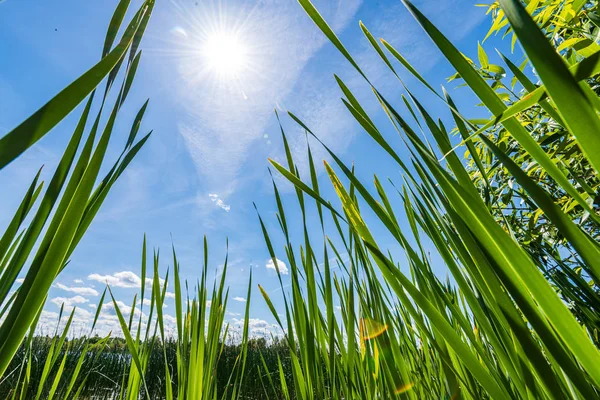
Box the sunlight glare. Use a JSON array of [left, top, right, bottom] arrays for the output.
[[202, 31, 248, 78]]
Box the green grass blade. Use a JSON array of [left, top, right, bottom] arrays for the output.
[[0, 2, 147, 170], [498, 0, 600, 175]]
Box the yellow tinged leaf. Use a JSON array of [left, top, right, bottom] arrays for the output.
[[556, 37, 583, 53], [373, 341, 380, 378], [394, 382, 415, 395]]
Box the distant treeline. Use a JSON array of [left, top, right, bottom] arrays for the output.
[[0, 336, 293, 399]]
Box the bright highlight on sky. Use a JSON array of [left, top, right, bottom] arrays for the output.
[[202, 31, 248, 78], [0, 0, 497, 337]]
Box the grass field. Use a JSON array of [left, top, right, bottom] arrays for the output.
[[1, 0, 600, 398]]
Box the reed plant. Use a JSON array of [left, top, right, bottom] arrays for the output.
[[254, 0, 600, 398], [2, 0, 600, 399]]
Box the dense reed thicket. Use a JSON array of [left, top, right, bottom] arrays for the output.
[[0, 0, 155, 381], [0, 336, 292, 399], [1, 0, 600, 398], [256, 0, 600, 398]]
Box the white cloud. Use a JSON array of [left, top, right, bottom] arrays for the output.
[[87, 271, 163, 289], [266, 258, 288, 275], [216, 199, 230, 212], [37, 295, 169, 338], [88, 271, 140, 288], [231, 317, 282, 337], [55, 282, 99, 296], [74, 279, 84, 284], [245, 318, 269, 329], [163, 314, 178, 326], [50, 295, 89, 308], [165, 291, 176, 299], [208, 193, 231, 212], [16, 278, 24, 284], [34, 311, 89, 336], [73, 307, 92, 318], [101, 300, 146, 322], [137, 298, 152, 307], [39, 310, 59, 321], [233, 296, 246, 302]]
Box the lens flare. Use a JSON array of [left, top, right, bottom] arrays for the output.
[[360, 318, 388, 341], [202, 31, 248, 78], [360, 318, 388, 356]]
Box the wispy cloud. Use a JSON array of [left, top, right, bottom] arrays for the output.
[[170, 0, 485, 201], [277, 0, 487, 187], [55, 282, 99, 296], [101, 300, 146, 321], [266, 258, 288, 275], [208, 193, 231, 212], [169, 0, 362, 194], [233, 296, 246, 302]]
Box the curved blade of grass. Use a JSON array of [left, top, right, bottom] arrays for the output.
[[102, 0, 132, 58], [47, 345, 68, 400], [378, 89, 600, 394], [323, 161, 510, 399], [0, 1, 147, 170], [380, 38, 438, 94], [409, 128, 600, 390], [0, 89, 126, 374], [0, 169, 43, 264], [297, 0, 367, 81], [0, 94, 94, 305], [268, 159, 346, 223], [108, 287, 151, 399]]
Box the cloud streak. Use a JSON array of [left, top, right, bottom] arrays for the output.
[[208, 193, 231, 212]]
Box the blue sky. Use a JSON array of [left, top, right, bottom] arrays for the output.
[[0, 0, 510, 336]]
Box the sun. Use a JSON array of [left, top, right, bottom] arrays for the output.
[[201, 31, 248, 79]]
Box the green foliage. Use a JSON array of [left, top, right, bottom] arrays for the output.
[[2, 0, 600, 399], [464, 0, 600, 322], [256, 0, 600, 398], [470, 1, 600, 270], [0, 336, 293, 399], [0, 0, 155, 383]]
